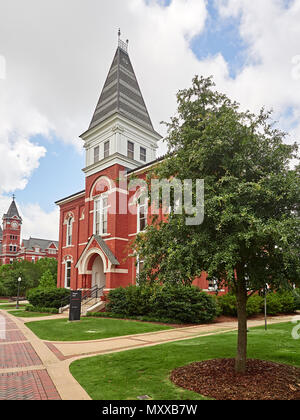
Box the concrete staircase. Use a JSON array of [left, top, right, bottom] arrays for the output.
[[59, 286, 106, 317], [81, 299, 106, 316]]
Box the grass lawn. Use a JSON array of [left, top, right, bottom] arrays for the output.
[[69, 322, 300, 400], [0, 304, 27, 310], [7, 310, 55, 318], [25, 317, 172, 342], [0, 300, 10, 303]]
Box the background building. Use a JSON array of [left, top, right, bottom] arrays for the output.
[[0, 197, 59, 265]]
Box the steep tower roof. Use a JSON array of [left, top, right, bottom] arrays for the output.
[[3, 196, 22, 221], [88, 35, 157, 134]]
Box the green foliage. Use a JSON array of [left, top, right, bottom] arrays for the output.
[[38, 270, 56, 289], [133, 75, 300, 293], [27, 288, 70, 309], [150, 285, 218, 323], [293, 288, 300, 310], [217, 291, 296, 317], [217, 294, 237, 317], [265, 293, 282, 315], [246, 295, 264, 317], [106, 286, 152, 317], [25, 304, 58, 314], [0, 258, 58, 297], [107, 285, 218, 324], [277, 291, 297, 314]]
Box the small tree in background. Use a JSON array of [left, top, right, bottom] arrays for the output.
[[134, 76, 300, 374], [38, 269, 56, 289]]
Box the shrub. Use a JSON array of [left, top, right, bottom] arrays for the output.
[[25, 304, 58, 314], [293, 289, 300, 310], [277, 291, 297, 314], [246, 295, 264, 317], [217, 294, 237, 317], [265, 293, 282, 315], [27, 288, 70, 309], [107, 285, 218, 324], [149, 285, 218, 324]]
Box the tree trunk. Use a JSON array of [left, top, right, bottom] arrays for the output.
[[235, 278, 248, 374]]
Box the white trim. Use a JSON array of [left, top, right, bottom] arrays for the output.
[[93, 194, 109, 236], [89, 176, 114, 200], [56, 192, 85, 206], [104, 237, 129, 242], [109, 268, 128, 274], [65, 260, 72, 289], [76, 246, 110, 275]]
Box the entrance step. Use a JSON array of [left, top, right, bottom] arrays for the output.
[[85, 301, 106, 315]]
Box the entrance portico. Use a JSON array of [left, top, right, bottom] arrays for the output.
[[76, 235, 120, 292]]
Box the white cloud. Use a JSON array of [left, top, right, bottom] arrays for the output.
[[214, 0, 300, 145], [19, 203, 59, 241]]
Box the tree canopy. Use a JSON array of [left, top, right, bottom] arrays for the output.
[[133, 76, 300, 372], [0, 258, 58, 297]]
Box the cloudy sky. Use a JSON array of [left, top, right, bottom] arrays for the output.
[[0, 0, 299, 240]]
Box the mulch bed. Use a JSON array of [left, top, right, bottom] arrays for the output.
[[170, 359, 300, 400]]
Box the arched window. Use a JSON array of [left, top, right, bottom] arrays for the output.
[[94, 195, 108, 236], [66, 217, 73, 247]]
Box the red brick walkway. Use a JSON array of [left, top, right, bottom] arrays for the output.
[[0, 312, 61, 400]]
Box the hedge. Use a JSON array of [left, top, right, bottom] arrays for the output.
[[25, 304, 59, 314], [217, 290, 298, 317], [27, 288, 71, 309], [107, 285, 219, 324]]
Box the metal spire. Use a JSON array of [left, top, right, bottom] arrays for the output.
[[118, 29, 128, 53]]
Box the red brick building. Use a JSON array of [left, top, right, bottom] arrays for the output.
[[56, 37, 219, 295], [0, 197, 59, 265]]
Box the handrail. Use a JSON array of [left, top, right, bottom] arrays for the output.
[[60, 294, 71, 310], [81, 286, 104, 312]]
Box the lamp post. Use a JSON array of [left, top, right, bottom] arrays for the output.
[[16, 277, 21, 309], [264, 283, 269, 331]]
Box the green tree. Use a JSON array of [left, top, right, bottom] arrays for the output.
[[38, 269, 56, 289], [0, 258, 58, 297], [134, 76, 300, 374]]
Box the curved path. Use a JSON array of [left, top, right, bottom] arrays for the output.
[[0, 305, 295, 400]]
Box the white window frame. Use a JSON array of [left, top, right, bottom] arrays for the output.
[[104, 141, 110, 159], [137, 196, 148, 233], [93, 194, 109, 236], [136, 256, 144, 284], [127, 141, 134, 160], [65, 260, 71, 289], [140, 146, 146, 162], [66, 217, 73, 247], [94, 145, 100, 163], [208, 277, 218, 292]]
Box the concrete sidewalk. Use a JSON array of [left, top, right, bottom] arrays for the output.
[[0, 309, 295, 400]]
